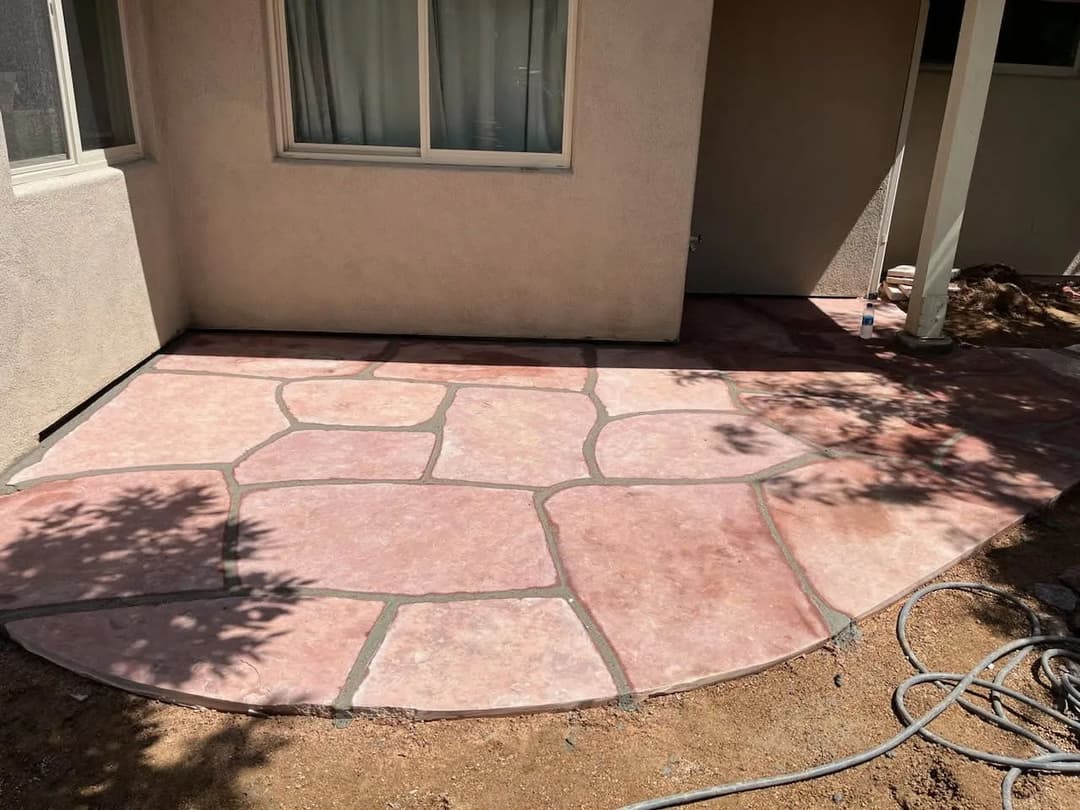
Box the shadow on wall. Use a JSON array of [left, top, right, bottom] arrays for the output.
[[0, 483, 311, 809], [686, 0, 921, 297]]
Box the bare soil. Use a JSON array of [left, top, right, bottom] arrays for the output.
[[931, 265, 1080, 348], [2, 485, 1080, 810]]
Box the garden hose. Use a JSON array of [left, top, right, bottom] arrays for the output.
[[619, 582, 1080, 810]]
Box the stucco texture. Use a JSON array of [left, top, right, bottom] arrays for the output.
[[0, 1, 186, 473], [687, 0, 922, 296], [145, 0, 715, 341], [887, 69, 1080, 276]]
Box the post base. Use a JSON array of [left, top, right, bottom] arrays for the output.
[[895, 330, 956, 356]]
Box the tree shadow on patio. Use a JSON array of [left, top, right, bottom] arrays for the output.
[[0, 481, 314, 809]]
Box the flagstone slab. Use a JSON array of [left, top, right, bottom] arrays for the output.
[[914, 372, 1077, 426], [10, 375, 288, 482], [548, 484, 829, 693], [282, 379, 446, 427], [743, 394, 959, 461], [596, 412, 810, 479], [763, 459, 1021, 619], [351, 599, 615, 715], [376, 342, 588, 390], [155, 333, 387, 378], [594, 348, 735, 416], [728, 367, 911, 403], [435, 388, 593, 486], [234, 430, 434, 484], [0, 471, 228, 609], [6, 597, 382, 709], [237, 484, 556, 594]]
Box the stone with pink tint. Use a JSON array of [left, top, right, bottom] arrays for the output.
[[727, 366, 910, 402], [351, 599, 615, 715], [548, 485, 828, 693], [743, 395, 959, 461], [596, 412, 809, 479], [939, 435, 1080, 511], [0, 470, 227, 609], [155, 332, 387, 378], [6, 597, 382, 709], [376, 342, 588, 390], [916, 372, 1077, 425], [594, 348, 734, 416], [282, 379, 446, 427], [234, 430, 434, 484], [238, 484, 556, 594], [435, 388, 593, 486], [11, 374, 288, 482], [763, 459, 1022, 619]]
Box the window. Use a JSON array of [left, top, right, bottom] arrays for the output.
[[0, 0, 140, 179], [922, 0, 1080, 76], [271, 0, 577, 168]]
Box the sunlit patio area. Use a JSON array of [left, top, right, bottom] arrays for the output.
[[1, 297, 1078, 718]]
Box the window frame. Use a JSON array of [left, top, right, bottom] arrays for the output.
[[267, 0, 579, 169], [8, 0, 143, 185]]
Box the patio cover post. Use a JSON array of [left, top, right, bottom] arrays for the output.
[[903, 0, 1006, 342]]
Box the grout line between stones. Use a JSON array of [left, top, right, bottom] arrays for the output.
[[420, 385, 460, 481], [331, 600, 399, 720]]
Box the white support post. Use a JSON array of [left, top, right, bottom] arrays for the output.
[[904, 0, 1006, 341]]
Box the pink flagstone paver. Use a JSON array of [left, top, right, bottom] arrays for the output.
[[915, 372, 1077, 425], [352, 599, 615, 715], [763, 459, 1022, 619], [234, 430, 435, 484], [282, 379, 446, 427], [375, 342, 588, 390], [155, 333, 387, 378], [938, 435, 1080, 510], [238, 484, 556, 594], [742, 394, 959, 461], [435, 388, 593, 486], [11, 375, 288, 482], [596, 412, 811, 479], [727, 367, 912, 403], [548, 485, 829, 693], [594, 348, 735, 416], [0, 471, 228, 609], [7, 597, 382, 708]]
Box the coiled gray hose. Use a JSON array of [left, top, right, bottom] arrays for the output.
[[619, 582, 1080, 810]]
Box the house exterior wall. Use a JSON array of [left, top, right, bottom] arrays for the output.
[[0, 1, 186, 473], [886, 69, 1080, 276], [145, 0, 715, 341], [687, 0, 922, 296]]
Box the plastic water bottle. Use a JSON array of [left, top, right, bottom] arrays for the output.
[[860, 301, 875, 339]]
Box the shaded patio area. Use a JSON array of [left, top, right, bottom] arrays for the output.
[[1, 298, 1078, 718]]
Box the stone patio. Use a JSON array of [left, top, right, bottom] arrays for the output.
[[1, 298, 1078, 717]]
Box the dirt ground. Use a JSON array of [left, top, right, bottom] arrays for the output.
[[1, 484, 1079, 810]]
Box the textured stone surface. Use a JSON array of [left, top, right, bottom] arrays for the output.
[[238, 484, 556, 594], [728, 367, 910, 402], [916, 372, 1077, 426], [548, 485, 829, 692], [596, 412, 810, 479], [352, 599, 615, 714], [376, 342, 588, 390], [594, 348, 734, 416], [7, 597, 382, 708], [234, 430, 434, 484], [435, 388, 593, 486], [282, 380, 446, 427], [11, 375, 288, 482], [764, 459, 1019, 618], [155, 332, 387, 378], [0, 471, 228, 609]]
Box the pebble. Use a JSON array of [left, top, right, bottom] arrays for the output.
[[832, 791, 845, 803], [833, 673, 844, 688], [1032, 583, 1078, 613]]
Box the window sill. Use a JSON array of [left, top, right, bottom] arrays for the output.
[[277, 145, 571, 172], [10, 147, 147, 188], [921, 61, 1080, 79]]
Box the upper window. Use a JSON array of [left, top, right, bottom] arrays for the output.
[[272, 0, 577, 168], [923, 0, 1080, 76], [0, 0, 140, 179]]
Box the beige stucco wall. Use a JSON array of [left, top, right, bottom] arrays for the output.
[[144, 0, 714, 341], [886, 69, 1080, 276], [0, 1, 187, 473], [687, 0, 922, 296]]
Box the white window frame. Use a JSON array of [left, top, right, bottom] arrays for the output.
[[9, 0, 143, 185], [267, 0, 578, 169]]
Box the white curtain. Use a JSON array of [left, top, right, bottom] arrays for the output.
[[285, 0, 420, 147], [429, 0, 568, 153]]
